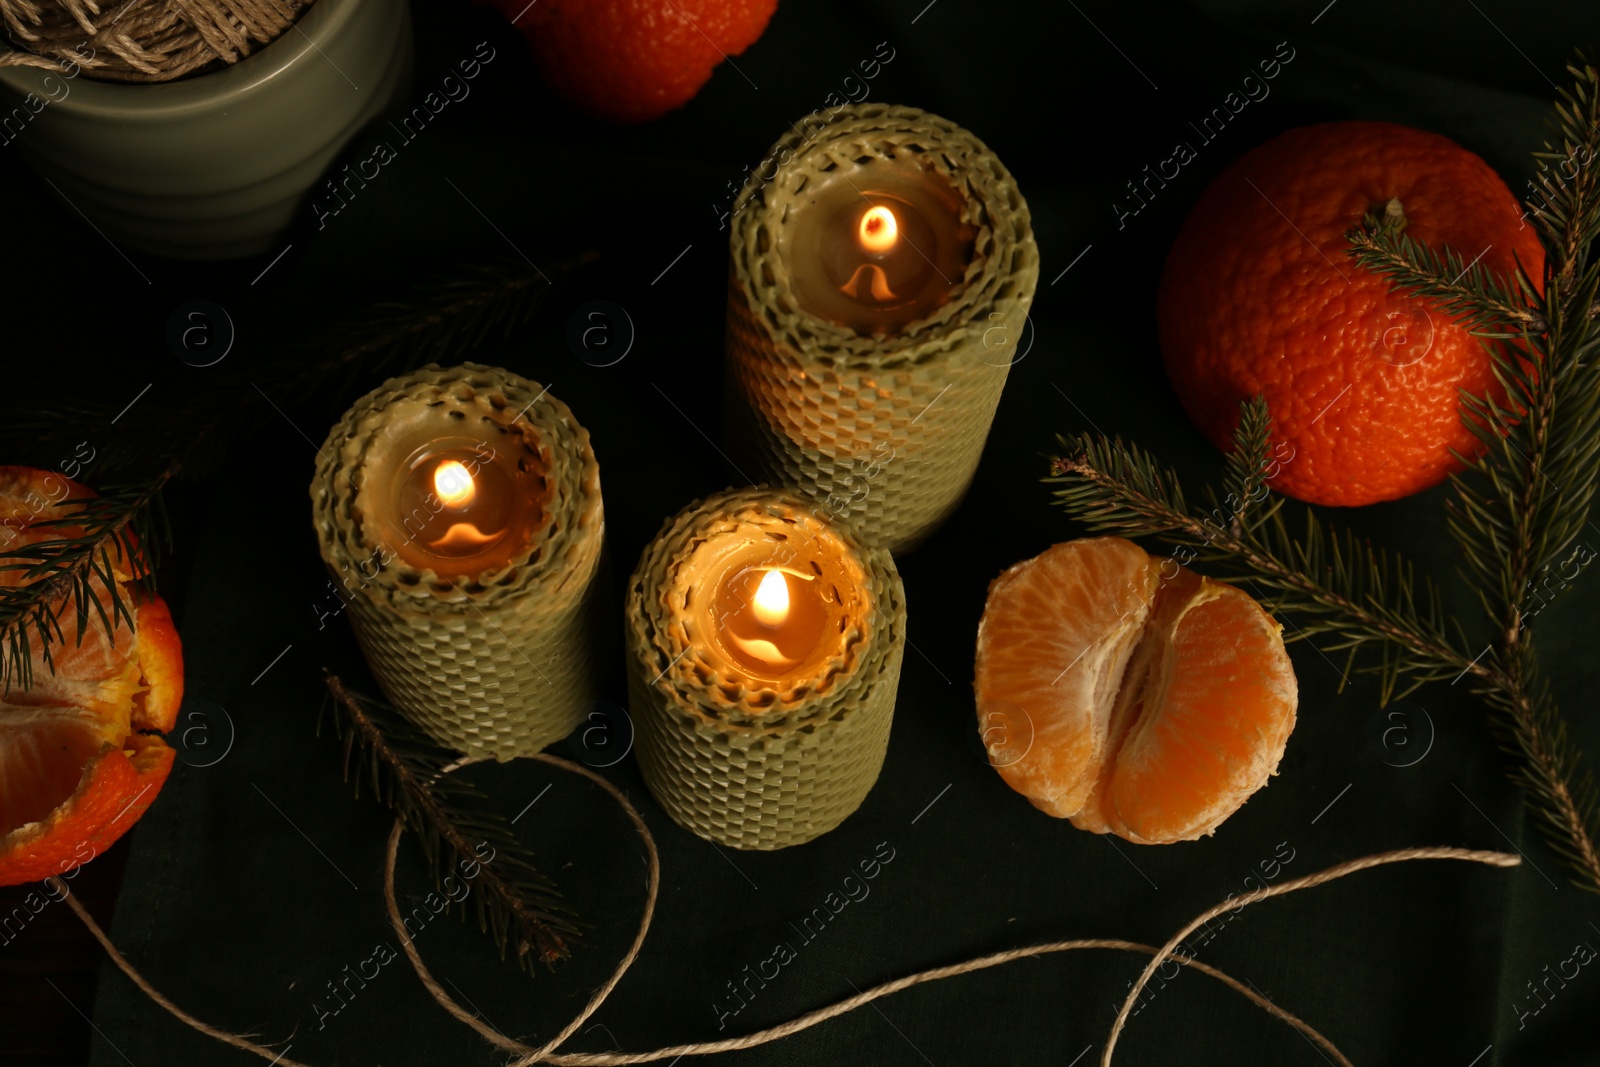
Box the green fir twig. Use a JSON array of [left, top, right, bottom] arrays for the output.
[[0, 469, 172, 695], [0, 255, 594, 482], [1049, 405, 1466, 706], [260, 253, 597, 418], [1409, 57, 1600, 891], [321, 670, 581, 971], [1049, 56, 1600, 893], [1345, 198, 1546, 338]]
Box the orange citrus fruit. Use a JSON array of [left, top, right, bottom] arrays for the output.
[[1159, 121, 1545, 506], [974, 537, 1297, 844], [0, 467, 183, 887], [499, 0, 779, 123]]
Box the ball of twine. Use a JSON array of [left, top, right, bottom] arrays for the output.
[[0, 0, 314, 82]]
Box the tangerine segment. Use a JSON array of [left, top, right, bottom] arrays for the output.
[[2, 590, 145, 721], [1068, 564, 1206, 837], [976, 538, 1159, 819], [133, 595, 184, 733], [1107, 579, 1297, 843], [0, 711, 108, 833], [0, 713, 174, 886], [975, 538, 1297, 844]]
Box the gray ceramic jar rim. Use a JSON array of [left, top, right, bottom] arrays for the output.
[[0, 0, 356, 117]]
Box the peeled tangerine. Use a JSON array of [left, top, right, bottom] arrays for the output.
[[0, 467, 184, 887], [974, 537, 1296, 844]]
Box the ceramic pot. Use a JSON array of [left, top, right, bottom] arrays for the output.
[[0, 0, 412, 261]]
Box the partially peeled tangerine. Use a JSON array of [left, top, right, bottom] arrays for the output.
[[974, 537, 1298, 844]]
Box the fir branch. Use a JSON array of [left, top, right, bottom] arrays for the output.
[[1526, 58, 1600, 295], [1346, 198, 1546, 337], [1047, 433, 1194, 537], [1341, 57, 1600, 891], [257, 253, 599, 417], [1052, 57, 1600, 892], [1217, 394, 1276, 537], [1050, 393, 1600, 885], [1049, 413, 1466, 705], [0, 469, 171, 695], [321, 670, 581, 970], [1344, 61, 1600, 613], [1477, 653, 1600, 888], [1450, 58, 1600, 892], [0, 255, 595, 481]]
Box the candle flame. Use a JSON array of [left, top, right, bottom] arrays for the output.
[[859, 205, 898, 254], [751, 569, 790, 627], [434, 460, 476, 509]]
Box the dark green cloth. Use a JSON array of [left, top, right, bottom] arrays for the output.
[[61, 0, 1600, 1062]]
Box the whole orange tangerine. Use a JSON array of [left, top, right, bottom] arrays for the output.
[[1159, 121, 1545, 507], [496, 0, 779, 123], [974, 537, 1297, 844], [0, 467, 184, 887]]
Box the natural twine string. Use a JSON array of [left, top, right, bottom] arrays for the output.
[[0, 0, 312, 82], [1100, 844, 1521, 1067], [51, 751, 1521, 1065]]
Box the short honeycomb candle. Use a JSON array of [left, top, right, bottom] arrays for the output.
[[311, 363, 606, 760], [625, 487, 906, 850]]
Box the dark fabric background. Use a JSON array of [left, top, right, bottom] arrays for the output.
[[3, 0, 1592, 1062]]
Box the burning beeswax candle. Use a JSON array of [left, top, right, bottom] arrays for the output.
[[626, 488, 906, 850], [788, 172, 974, 334], [711, 561, 846, 680], [382, 436, 547, 578], [726, 103, 1039, 554], [312, 364, 606, 760]]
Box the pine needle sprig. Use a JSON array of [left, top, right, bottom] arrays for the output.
[[1444, 309, 1600, 624], [1526, 58, 1600, 294], [1347, 57, 1600, 891], [1049, 56, 1600, 892], [1345, 198, 1546, 338], [1049, 401, 1466, 705], [321, 671, 581, 971], [257, 253, 598, 418], [1475, 652, 1600, 886], [1047, 432, 1195, 537], [1218, 392, 1276, 534], [0, 255, 594, 482], [0, 469, 172, 695]]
